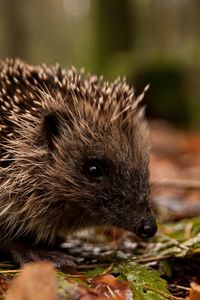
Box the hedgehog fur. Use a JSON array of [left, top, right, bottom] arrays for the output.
[[0, 58, 157, 266]]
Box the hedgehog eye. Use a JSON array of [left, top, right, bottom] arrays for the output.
[[83, 159, 106, 180]]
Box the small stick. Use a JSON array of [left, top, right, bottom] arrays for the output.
[[142, 284, 184, 300], [0, 263, 15, 268], [78, 263, 110, 270], [138, 254, 171, 263], [150, 178, 200, 190], [173, 285, 191, 292], [0, 269, 20, 274]]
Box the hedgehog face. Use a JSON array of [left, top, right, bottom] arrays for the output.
[[78, 132, 157, 239], [42, 110, 157, 239], [82, 158, 157, 239]]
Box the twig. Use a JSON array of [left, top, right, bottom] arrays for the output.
[[191, 248, 200, 254], [0, 269, 20, 274], [101, 264, 114, 275], [138, 254, 171, 263], [0, 263, 15, 268], [143, 284, 184, 300], [78, 263, 110, 270], [173, 285, 191, 292], [150, 178, 200, 190]]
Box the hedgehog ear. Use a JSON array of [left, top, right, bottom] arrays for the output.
[[42, 111, 60, 151], [42, 110, 73, 151], [42, 110, 71, 151]]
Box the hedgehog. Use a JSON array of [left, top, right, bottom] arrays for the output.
[[0, 58, 157, 268]]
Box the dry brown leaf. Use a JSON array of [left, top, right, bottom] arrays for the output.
[[91, 274, 133, 300], [60, 274, 132, 300], [149, 122, 200, 222], [189, 282, 200, 300], [5, 262, 58, 300], [0, 274, 11, 295]]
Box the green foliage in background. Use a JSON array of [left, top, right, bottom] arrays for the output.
[[0, 0, 200, 127]]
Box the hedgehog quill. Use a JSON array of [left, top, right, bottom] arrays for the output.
[[0, 59, 157, 268]]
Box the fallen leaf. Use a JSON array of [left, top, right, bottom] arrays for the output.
[[91, 274, 133, 300], [118, 261, 171, 300], [189, 282, 200, 300], [0, 274, 11, 294], [5, 262, 58, 300]]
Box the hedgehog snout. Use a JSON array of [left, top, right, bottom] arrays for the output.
[[135, 213, 157, 239]]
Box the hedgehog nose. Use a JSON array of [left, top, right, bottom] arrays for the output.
[[135, 217, 157, 239]]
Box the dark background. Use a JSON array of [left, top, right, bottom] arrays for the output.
[[1, 0, 200, 128]]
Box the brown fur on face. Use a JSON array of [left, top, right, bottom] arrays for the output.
[[0, 59, 156, 246]]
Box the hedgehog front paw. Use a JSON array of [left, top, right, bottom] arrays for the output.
[[32, 249, 77, 270], [10, 246, 77, 271]]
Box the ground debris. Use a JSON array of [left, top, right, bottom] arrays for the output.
[[5, 262, 58, 300]]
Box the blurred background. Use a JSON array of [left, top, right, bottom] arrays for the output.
[[0, 0, 200, 128]]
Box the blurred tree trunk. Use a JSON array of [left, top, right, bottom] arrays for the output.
[[3, 0, 29, 58], [193, 0, 200, 35], [94, 0, 133, 71]]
